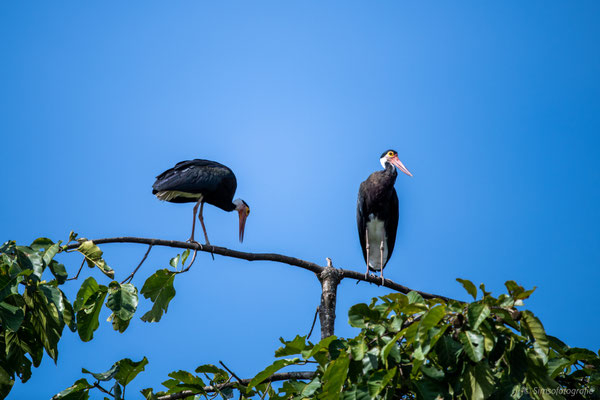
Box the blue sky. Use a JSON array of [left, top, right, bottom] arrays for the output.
[[1, 1, 599, 398]]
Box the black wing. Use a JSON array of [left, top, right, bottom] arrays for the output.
[[152, 159, 237, 207], [383, 189, 399, 267], [356, 180, 369, 265]]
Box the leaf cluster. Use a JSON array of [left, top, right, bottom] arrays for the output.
[[0, 235, 189, 398]]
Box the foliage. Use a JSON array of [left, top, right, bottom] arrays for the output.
[[0, 234, 188, 398], [64, 281, 600, 399], [1, 234, 599, 399]]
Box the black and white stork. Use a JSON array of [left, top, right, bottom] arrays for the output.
[[152, 159, 250, 245], [357, 150, 412, 283]]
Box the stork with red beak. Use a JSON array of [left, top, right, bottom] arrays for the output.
[[152, 159, 250, 245], [357, 150, 412, 283]]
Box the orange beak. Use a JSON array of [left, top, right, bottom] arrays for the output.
[[238, 210, 248, 242], [390, 156, 413, 177]]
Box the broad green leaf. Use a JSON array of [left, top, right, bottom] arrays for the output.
[[140, 269, 176, 323], [106, 281, 138, 332], [521, 311, 549, 355], [416, 306, 446, 345], [115, 357, 148, 387], [52, 378, 92, 400], [467, 302, 490, 330], [367, 367, 396, 398], [82, 363, 119, 382], [0, 302, 25, 331], [459, 331, 485, 362], [16, 246, 44, 278], [407, 291, 425, 304], [76, 285, 108, 342], [77, 240, 114, 279], [322, 351, 350, 400], [247, 358, 298, 389], [73, 277, 101, 312], [48, 260, 68, 284], [348, 303, 378, 328], [465, 364, 495, 400], [302, 335, 337, 360], [43, 243, 61, 266], [456, 278, 477, 300], [275, 335, 307, 357]]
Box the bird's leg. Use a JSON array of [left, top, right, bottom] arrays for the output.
[[380, 240, 385, 285], [198, 201, 215, 260], [364, 230, 370, 280], [188, 199, 202, 243]]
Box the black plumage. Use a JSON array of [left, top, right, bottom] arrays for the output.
[[152, 159, 249, 244], [152, 160, 237, 210], [356, 150, 412, 283]]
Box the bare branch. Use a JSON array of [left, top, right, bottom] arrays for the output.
[[66, 258, 86, 281], [306, 306, 319, 340], [122, 244, 153, 284], [63, 236, 452, 301], [155, 371, 316, 400]]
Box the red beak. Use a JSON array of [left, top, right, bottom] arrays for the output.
[[238, 210, 248, 242], [390, 156, 413, 177]]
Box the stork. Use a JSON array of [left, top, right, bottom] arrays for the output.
[[357, 150, 412, 283], [152, 159, 250, 245]]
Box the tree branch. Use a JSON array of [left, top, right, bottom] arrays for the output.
[[63, 236, 452, 301], [155, 371, 316, 400]]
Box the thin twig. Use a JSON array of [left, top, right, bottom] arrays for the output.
[[122, 244, 153, 284], [66, 258, 86, 281], [307, 306, 319, 340], [63, 237, 452, 301], [219, 361, 243, 383], [260, 382, 271, 400], [181, 249, 198, 273], [93, 382, 114, 398]]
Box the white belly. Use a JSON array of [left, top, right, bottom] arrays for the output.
[[366, 215, 388, 271]]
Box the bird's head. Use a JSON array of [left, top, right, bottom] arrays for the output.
[[233, 199, 250, 242], [380, 149, 413, 177]]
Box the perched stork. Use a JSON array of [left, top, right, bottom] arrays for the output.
[[357, 150, 412, 283], [152, 159, 250, 245]]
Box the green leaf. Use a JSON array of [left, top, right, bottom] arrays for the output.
[[73, 277, 101, 312], [348, 303, 379, 328], [322, 351, 350, 400], [407, 291, 425, 304], [16, 246, 44, 278], [140, 269, 176, 323], [467, 302, 490, 330], [106, 281, 138, 333], [275, 335, 307, 357], [248, 358, 298, 389], [0, 301, 25, 331], [43, 243, 61, 266], [77, 240, 114, 279], [456, 278, 477, 300], [367, 367, 396, 398], [0, 365, 15, 399], [52, 378, 92, 400], [48, 260, 68, 284], [416, 306, 446, 345], [169, 254, 180, 269], [521, 311, 549, 355], [114, 357, 148, 387], [76, 282, 108, 342], [459, 331, 485, 362], [464, 364, 495, 400], [82, 364, 119, 382]]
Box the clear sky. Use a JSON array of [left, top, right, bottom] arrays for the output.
[[2, 1, 599, 398]]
